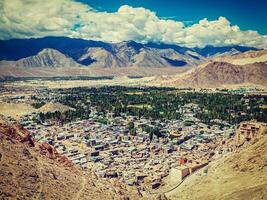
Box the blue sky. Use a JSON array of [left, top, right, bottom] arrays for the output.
[[0, 0, 266, 48], [79, 0, 267, 34]]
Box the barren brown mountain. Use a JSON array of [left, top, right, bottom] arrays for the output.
[[214, 50, 267, 65], [219, 49, 267, 60], [154, 61, 267, 88]]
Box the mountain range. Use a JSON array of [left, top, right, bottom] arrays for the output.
[[0, 36, 257, 69], [0, 36, 267, 88]]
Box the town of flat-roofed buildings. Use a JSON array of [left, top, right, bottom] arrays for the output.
[[18, 102, 239, 191]]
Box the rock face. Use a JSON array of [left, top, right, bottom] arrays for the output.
[[3, 48, 80, 68]]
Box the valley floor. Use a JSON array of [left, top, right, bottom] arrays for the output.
[[0, 66, 190, 78]]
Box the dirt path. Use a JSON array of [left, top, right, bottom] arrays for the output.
[[74, 176, 87, 200]]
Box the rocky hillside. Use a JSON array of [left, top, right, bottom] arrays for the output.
[[223, 49, 267, 59], [153, 61, 267, 88], [186, 61, 267, 87], [214, 50, 267, 65], [0, 120, 143, 200], [166, 135, 267, 200], [38, 102, 75, 113], [79, 47, 122, 68], [1, 49, 80, 68]]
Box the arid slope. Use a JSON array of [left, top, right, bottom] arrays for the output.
[[152, 61, 267, 88], [167, 136, 267, 200]]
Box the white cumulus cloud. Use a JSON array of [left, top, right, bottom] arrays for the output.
[[0, 0, 267, 48]]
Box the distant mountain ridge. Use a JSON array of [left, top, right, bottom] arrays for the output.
[[3, 49, 80, 68], [153, 60, 267, 88], [0, 36, 258, 68], [193, 45, 258, 57]]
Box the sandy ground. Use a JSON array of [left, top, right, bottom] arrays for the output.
[[150, 168, 183, 194], [0, 66, 190, 78], [2, 77, 155, 89], [38, 102, 75, 113], [0, 101, 75, 119], [0, 102, 36, 119]]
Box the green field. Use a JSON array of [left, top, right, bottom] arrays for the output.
[[260, 105, 267, 109], [127, 104, 152, 110]]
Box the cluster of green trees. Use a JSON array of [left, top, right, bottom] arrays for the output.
[[31, 101, 46, 109], [127, 121, 137, 136], [193, 93, 267, 124], [37, 108, 91, 124], [142, 125, 162, 141], [35, 86, 267, 125]]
